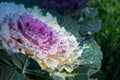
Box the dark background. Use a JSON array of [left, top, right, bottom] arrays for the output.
[[89, 0, 120, 80]]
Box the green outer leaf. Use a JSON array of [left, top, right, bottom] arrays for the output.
[[0, 64, 28, 80], [25, 70, 52, 80], [11, 53, 51, 79], [0, 52, 52, 80], [59, 16, 80, 38], [79, 20, 101, 35], [0, 53, 13, 66], [12, 53, 30, 72], [81, 7, 98, 18], [0, 48, 8, 54], [79, 37, 103, 77], [51, 64, 91, 80]]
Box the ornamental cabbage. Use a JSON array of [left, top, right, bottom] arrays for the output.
[[0, 2, 82, 72], [0, 2, 102, 80]]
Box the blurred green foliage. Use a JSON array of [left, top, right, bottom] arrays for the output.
[[88, 0, 120, 80]]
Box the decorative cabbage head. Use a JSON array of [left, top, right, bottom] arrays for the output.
[[0, 2, 102, 80], [0, 2, 82, 72]]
